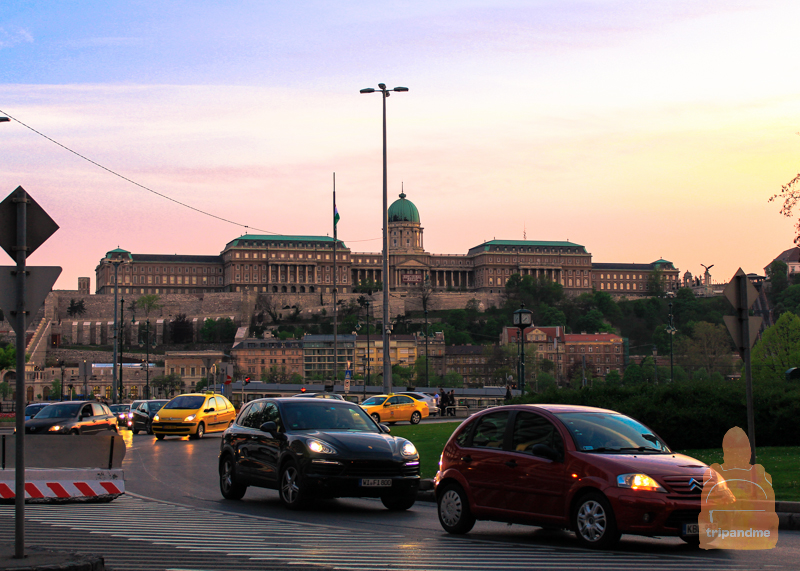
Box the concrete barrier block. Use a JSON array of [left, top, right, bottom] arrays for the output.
[[0, 468, 124, 503]]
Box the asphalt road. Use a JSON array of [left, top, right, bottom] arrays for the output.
[[115, 428, 800, 570]]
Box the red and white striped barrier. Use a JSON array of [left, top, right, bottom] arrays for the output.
[[0, 469, 124, 503]]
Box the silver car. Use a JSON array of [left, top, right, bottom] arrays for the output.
[[397, 391, 439, 416]]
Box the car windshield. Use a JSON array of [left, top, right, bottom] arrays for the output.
[[163, 396, 206, 410], [282, 402, 379, 432], [150, 400, 168, 411], [361, 396, 386, 406], [109, 405, 129, 413], [25, 405, 46, 417], [34, 403, 82, 419], [554, 412, 671, 453]]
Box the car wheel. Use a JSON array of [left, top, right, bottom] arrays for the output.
[[573, 492, 620, 549], [191, 422, 205, 440], [381, 492, 417, 511], [155, 434, 165, 440], [69, 429, 80, 436], [132, 428, 139, 435], [438, 483, 476, 534], [219, 454, 247, 500], [680, 535, 700, 547], [279, 459, 307, 510], [371, 413, 381, 424], [410, 411, 421, 425]]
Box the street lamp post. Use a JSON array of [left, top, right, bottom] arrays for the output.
[[105, 250, 130, 404], [652, 345, 658, 384], [360, 82, 408, 394], [424, 308, 429, 387], [119, 297, 125, 401], [512, 304, 533, 394], [668, 302, 675, 382], [59, 360, 65, 401]]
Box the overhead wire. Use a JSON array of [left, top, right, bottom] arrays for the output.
[[0, 108, 381, 243]]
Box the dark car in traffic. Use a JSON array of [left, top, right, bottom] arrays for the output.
[[129, 399, 169, 434], [109, 404, 132, 429], [24, 403, 50, 421], [24, 401, 118, 435], [435, 404, 718, 549], [219, 398, 420, 510]]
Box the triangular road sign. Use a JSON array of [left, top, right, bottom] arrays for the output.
[[723, 268, 759, 310], [0, 266, 62, 333]]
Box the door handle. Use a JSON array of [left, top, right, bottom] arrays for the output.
[[505, 460, 517, 468], [461, 455, 472, 463]]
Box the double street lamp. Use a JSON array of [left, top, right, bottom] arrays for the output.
[[359, 83, 408, 394], [105, 249, 131, 404], [512, 304, 533, 394]]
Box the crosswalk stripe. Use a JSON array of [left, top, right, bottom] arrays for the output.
[[0, 495, 753, 571]]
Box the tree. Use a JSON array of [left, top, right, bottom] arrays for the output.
[[770, 172, 800, 244], [0, 381, 10, 400], [623, 363, 643, 384], [171, 313, 194, 344], [647, 268, 665, 297], [766, 260, 789, 303], [441, 371, 463, 388], [50, 379, 61, 400], [676, 322, 733, 377], [151, 373, 182, 397], [752, 311, 800, 383], [66, 298, 86, 317], [135, 294, 162, 317]]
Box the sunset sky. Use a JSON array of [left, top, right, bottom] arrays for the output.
[[1, 0, 799, 291]]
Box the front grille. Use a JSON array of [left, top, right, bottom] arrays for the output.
[[662, 475, 704, 494], [664, 509, 700, 529]]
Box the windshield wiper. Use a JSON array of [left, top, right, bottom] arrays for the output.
[[617, 446, 663, 453], [584, 447, 621, 452]]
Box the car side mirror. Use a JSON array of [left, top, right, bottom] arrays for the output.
[[531, 443, 559, 461], [259, 421, 287, 440], [379, 424, 391, 434]]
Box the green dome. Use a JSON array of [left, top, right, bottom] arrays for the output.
[[388, 192, 420, 223]]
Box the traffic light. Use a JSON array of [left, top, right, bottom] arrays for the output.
[[300, 387, 306, 393], [244, 376, 251, 385]]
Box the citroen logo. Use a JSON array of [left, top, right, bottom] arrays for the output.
[[688, 477, 702, 492]]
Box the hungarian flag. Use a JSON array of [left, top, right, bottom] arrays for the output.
[[334, 205, 340, 228]]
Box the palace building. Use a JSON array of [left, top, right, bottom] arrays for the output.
[[96, 192, 675, 297]]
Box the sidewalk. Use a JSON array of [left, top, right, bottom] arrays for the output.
[[0, 545, 104, 570]]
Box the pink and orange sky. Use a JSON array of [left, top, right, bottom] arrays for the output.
[[1, 0, 799, 291]]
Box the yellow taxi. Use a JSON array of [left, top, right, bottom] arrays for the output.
[[360, 394, 429, 425], [151, 392, 236, 440]]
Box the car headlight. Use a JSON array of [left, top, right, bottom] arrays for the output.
[[307, 439, 337, 454], [153, 414, 160, 421], [184, 414, 197, 422], [617, 473, 666, 493], [401, 440, 418, 457], [48, 425, 63, 432]]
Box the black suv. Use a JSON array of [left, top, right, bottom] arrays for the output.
[[130, 400, 169, 434]]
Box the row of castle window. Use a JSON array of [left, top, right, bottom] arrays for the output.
[[125, 266, 220, 274], [116, 275, 222, 285]]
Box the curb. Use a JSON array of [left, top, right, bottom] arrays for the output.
[[0, 469, 124, 504], [0, 545, 104, 570], [417, 480, 800, 530]]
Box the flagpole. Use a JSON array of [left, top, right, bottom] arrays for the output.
[[333, 173, 338, 392]]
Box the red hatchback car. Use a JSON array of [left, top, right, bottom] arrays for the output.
[[435, 404, 710, 549]]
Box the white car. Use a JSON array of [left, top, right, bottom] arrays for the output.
[[397, 391, 439, 416]]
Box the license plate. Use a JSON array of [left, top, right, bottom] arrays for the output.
[[683, 523, 699, 535], [360, 479, 392, 487]]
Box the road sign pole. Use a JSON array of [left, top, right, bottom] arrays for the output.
[[13, 188, 27, 559], [739, 273, 756, 465]]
